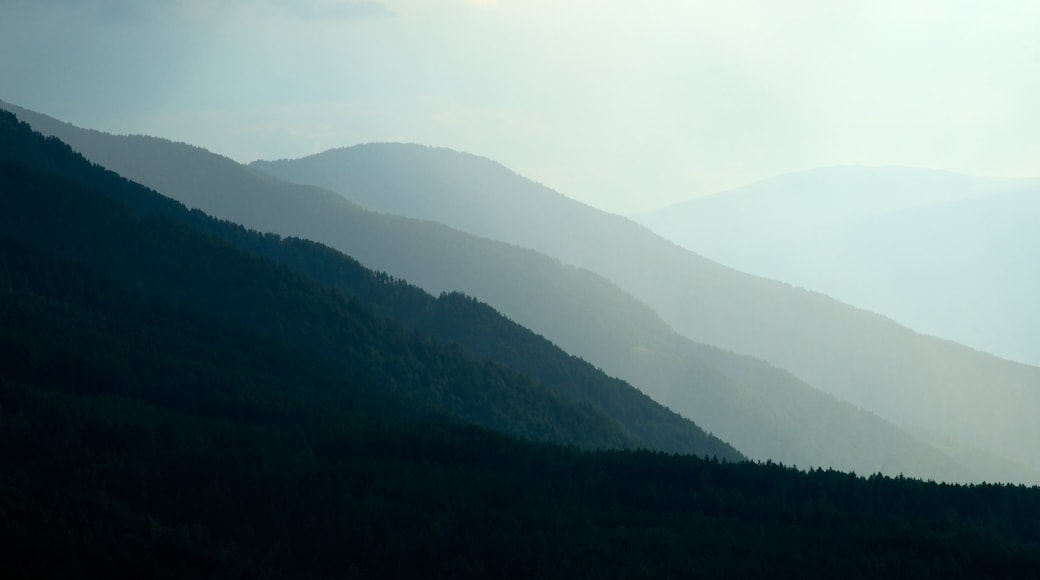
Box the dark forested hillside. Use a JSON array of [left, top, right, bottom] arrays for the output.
[[3, 237, 1040, 578], [0, 100, 991, 482], [3, 111, 1040, 578]]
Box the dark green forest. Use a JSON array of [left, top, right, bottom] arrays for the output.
[[2, 110, 1040, 578]]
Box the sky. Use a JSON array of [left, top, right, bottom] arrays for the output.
[[2, 0, 1039, 214]]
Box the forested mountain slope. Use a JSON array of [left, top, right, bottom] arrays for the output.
[[4, 235, 1040, 579], [2, 212, 1040, 578], [250, 142, 1040, 480], [0, 110, 649, 453], [0, 102, 991, 482], [634, 166, 1040, 366]]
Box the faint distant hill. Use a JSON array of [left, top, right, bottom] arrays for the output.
[[633, 166, 1040, 366], [0, 99, 990, 483], [249, 143, 1040, 481]]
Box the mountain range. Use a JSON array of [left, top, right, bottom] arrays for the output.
[[633, 165, 1040, 367], [3, 103, 1040, 577], [0, 100, 998, 483]]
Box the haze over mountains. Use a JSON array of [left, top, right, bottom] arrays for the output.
[[634, 166, 1040, 367], [6, 0, 1040, 573], [1, 100, 993, 484], [4, 102, 1040, 576], [249, 143, 1040, 481]]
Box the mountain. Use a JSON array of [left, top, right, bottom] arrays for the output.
[[633, 166, 1040, 366], [0, 110, 653, 454], [3, 112, 1040, 578], [248, 143, 1040, 480], [0, 100, 994, 482]]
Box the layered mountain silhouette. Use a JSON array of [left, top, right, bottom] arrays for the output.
[[247, 143, 1040, 481], [634, 166, 1040, 367], [4, 106, 1040, 577], [1, 100, 1004, 483]]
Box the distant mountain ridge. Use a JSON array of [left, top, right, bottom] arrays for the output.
[[638, 165, 1035, 234], [632, 166, 1040, 366], [0, 99, 992, 483], [248, 142, 1040, 481]]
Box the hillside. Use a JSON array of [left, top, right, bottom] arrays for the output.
[[5, 239, 1040, 578], [0, 101, 991, 482], [634, 166, 1040, 366], [249, 142, 1040, 480], [3, 114, 1040, 578]]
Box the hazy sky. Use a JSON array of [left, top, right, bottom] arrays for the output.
[[2, 0, 1039, 213]]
